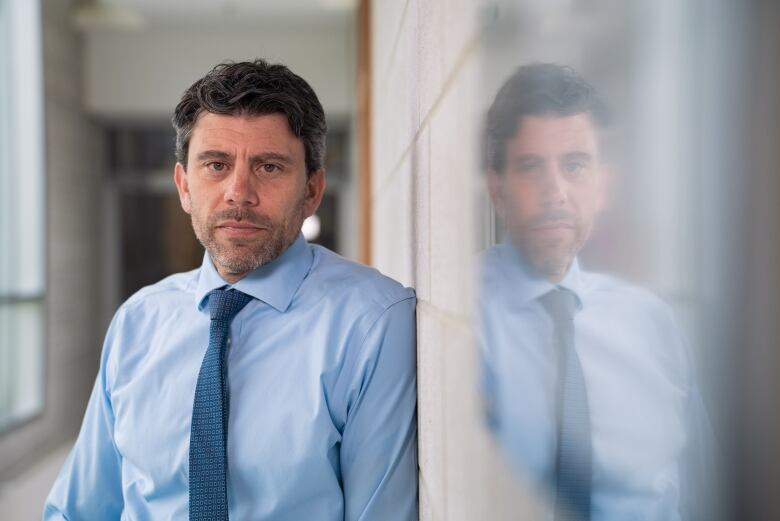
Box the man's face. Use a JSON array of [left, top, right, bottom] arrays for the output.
[[488, 114, 607, 281], [174, 112, 324, 282]]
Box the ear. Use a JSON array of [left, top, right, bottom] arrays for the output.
[[174, 162, 193, 214], [303, 168, 326, 218], [486, 169, 506, 218]]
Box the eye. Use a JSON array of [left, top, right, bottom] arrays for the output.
[[259, 163, 280, 174], [206, 161, 227, 172], [563, 162, 586, 176], [513, 160, 543, 175]]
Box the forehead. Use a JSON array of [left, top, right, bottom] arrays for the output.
[[507, 114, 600, 157], [188, 112, 303, 155]]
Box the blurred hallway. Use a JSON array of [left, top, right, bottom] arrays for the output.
[[0, 442, 69, 521], [3, 0, 780, 519]]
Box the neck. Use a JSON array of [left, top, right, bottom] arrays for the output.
[[514, 247, 573, 284]]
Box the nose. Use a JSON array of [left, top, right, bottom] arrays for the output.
[[224, 163, 259, 207], [540, 168, 568, 207]]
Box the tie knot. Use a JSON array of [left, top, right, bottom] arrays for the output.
[[208, 288, 253, 322], [538, 288, 579, 323]]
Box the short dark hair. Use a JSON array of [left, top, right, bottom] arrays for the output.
[[485, 63, 609, 172], [172, 59, 327, 176]]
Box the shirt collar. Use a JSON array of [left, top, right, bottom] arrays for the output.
[[195, 233, 313, 313], [495, 241, 584, 311]]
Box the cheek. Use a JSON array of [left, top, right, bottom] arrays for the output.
[[191, 179, 230, 207], [504, 178, 541, 217], [569, 186, 602, 230], [185, 189, 204, 215], [186, 190, 221, 226], [287, 178, 310, 204], [260, 180, 306, 213]]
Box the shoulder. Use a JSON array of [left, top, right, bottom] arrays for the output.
[[101, 268, 200, 383], [583, 271, 675, 322], [117, 268, 199, 319], [478, 243, 509, 270], [305, 244, 415, 312], [477, 244, 514, 288], [582, 270, 689, 367]]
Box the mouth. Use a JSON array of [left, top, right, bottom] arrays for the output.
[[215, 221, 266, 238], [529, 222, 575, 237]]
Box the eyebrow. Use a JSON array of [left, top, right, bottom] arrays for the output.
[[195, 150, 232, 162], [562, 151, 594, 162], [248, 152, 294, 166], [509, 151, 594, 162], [509, 154, 544, 164], [194, 150, 295, 166]]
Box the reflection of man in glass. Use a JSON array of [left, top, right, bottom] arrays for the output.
[[480, 64, 712, 521]]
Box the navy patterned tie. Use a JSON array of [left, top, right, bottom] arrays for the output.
[[540, 288, 592, 521], [189, 288, 253, 521]]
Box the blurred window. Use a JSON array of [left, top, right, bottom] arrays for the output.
[[0, 0, 45, 433]]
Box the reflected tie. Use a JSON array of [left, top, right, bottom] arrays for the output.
[[539, 288, 592, 521], [189, 288, 253, 521]]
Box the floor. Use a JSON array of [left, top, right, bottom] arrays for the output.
[[0, 442, 72, 520]]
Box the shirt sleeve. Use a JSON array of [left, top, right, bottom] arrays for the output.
[[475, 308, 500, 434], [340, 296, 418, 521], [680, 348, 722, 521], [654, 299, 721, 521], [42, 311, 126, 520]]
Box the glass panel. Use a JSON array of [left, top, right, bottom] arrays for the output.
[[0, 0, 46, 434], [4, 0, 44, 296], [0, 301, 45, 430], [0, 0, 11, 295], [475, 0, 736, 517]]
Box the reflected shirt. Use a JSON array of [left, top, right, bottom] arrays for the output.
[[478, 243, 712, 521], [43, 234, 418, 521]]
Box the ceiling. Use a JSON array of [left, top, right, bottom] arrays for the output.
[[96, 0, 355, 26]]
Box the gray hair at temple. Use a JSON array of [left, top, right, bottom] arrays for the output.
[[172, 59, 327, 176], [485, 63, 610, 172]]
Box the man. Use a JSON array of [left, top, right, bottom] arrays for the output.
[[44, 60, 418, 520], [479, 64, 714, 520]]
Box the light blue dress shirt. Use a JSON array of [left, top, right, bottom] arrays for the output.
[[478, 243, 714, 521], [43, 234, 418, 521]]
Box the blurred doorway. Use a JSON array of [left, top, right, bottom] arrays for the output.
[[104, 121, 351, 303]]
